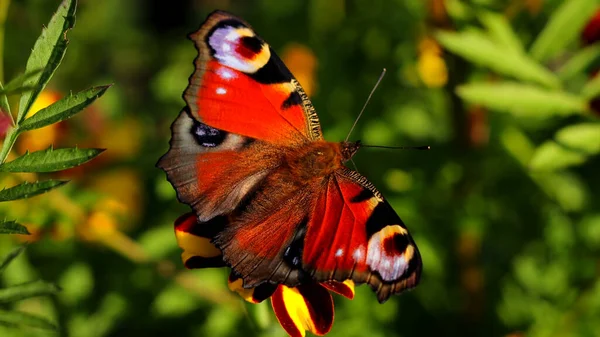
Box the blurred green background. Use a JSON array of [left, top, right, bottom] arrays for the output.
[[2, 0, 600, 336]]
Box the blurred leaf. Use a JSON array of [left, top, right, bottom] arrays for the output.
[[0, 70, 42, 95], [0, 180, 68, 202], [478, 11, 523, 52], [557, 44, 600, 80], [530, 0, 600, 62], [436, 30, 560, 88], [17, 0, 76, 124], [0, 220, 29, 235], [457, 82, 588, 117], [501, 126, 535, 166], [0, 246, 27, 274], [582, 74, 600, 99], [555, 123, 600, 154], [0, 148, 104, 173], [0, 310, 57, 331], [0, 280, 60, 303], [20, 85, 111, 131], [529, 141, 587, 171], [534, 171, 588, 211]]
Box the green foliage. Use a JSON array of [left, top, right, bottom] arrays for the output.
[[0, 148, 105, 173], [0, 180, 68, 201], [0, 221, 29, 235]]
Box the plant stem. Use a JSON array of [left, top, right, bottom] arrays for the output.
[[0, 125, 18, 164], [0, 0, 10, 83]]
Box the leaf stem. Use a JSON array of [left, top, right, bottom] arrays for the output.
[[0, 125, 18, 164]]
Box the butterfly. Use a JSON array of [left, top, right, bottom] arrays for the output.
[[157, 10, 421, 303]]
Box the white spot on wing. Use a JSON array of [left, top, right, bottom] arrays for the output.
[[335, 249, 343, 257], [217, 67, 236, 80], [366, 226, 409, 282], [216, 87, 227, 95], [353, 246, 365, 262]]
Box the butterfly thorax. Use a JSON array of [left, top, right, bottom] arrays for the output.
[[285, 140, 360, 181]]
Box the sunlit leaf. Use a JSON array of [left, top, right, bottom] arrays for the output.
[[0, 310, 57, 331], [0, 148, 104, 173], [0, 180, 68, 202], [557, 44, 600, 80], [0, 280, 61, 304], [555, 123, 600, 155], [436, 30, 559, 88], [17, 0, 76, 124], [529, 141, 587, 171], [457, 82, 588, 117], [582, 74, 600, 99], [0, 246, 27, 275], [530, 0, 600, 62], [20, 85, 111, 131], [0, 221, 29, 235], [478, 11, 523, 53]]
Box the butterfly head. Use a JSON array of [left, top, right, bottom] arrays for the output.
[[340, 140, 361, 162]]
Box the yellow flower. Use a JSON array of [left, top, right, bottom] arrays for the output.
[[417, 37, 448, 88]]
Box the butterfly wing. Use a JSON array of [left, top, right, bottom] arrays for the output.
[[158, 10, 322, 221], [185, 10, 322, 144], [302, 167, 422, 303]]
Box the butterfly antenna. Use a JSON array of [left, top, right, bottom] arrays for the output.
[[345, 68, 387, 142], [361, 144, 431, 150], [350, 158, 358, 171]]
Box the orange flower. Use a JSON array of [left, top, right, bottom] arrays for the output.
[[174, 213, 355, 337]]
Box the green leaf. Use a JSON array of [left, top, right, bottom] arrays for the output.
[[0, 70, 42, 96], [0, 82, 10, 115], [436, 30, 559, 88], [0, 148, 104, 173], [530, 0, 600, 62], [555, 123, 600, 155], [557, 44, 600, 80], [0, 280, 61, 304], [529, 141, 588, 171], [20, 85, 110, 132], [17, 0, 76, 124], [582, 74, 600, 99], [457, 82, 588, 117], [0, 246, 27, 274], [478, 11, 523, 53], [0, 310, 58, 331], [0, 221, 30, 235], [0, 180, 68, 202]]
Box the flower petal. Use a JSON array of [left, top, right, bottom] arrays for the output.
[[271, 284, 334, 337], [174, 213, 225, 268], [227, 273, 277, 304], [321, 280, 355, 299]]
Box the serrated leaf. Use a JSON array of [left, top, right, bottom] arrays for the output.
[[0, 180, 68, 202], [529, 141, 588, 171], [0, 221, 30, 235], [0, 246, 27, 274], [457, 82, 588, 117], [0, 280, 61, 303], [0, 148, 104, 173], [0, 310, 58, 331], [478, 11, 523, 53], [436, 30, 559, 88], [530, 0, 600, 62], [557, 44, 600, 80], [582, 74, 600, 99], [20, 85, 110, 132], [555, 123, 600, 155], [17, 0, 76, 124]]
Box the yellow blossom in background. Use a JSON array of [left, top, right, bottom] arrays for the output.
[[17, 90, 62, 153], [417, 37, 448, 88], [281, 43, 318, 96]]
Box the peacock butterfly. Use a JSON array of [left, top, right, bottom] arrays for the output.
[[157, 10, 421, 303]]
